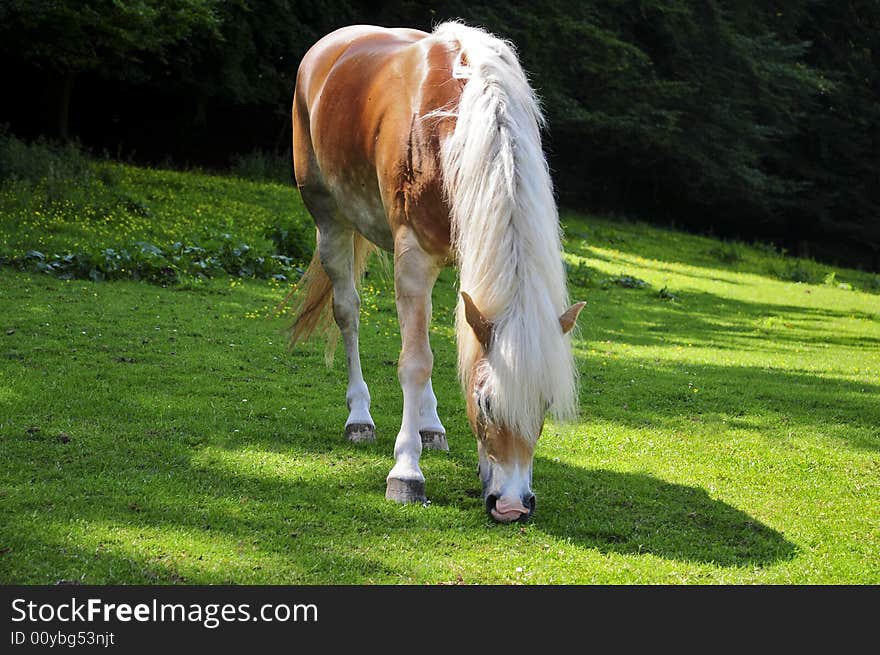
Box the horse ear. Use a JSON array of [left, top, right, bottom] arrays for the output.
[[559, 301, 586, 334], [460, 291, 493, 351]]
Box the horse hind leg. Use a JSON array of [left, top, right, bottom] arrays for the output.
[[313, 216, 376, 443], [294, 88, 375, 443]]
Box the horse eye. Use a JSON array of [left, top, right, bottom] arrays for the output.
[[480, 394, 493, 420]]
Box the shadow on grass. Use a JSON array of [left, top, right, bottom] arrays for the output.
[[562, 217, 880, 293], [558, 279, 880, 451], [570, 241, 753, 287], [533, 461, 796, 566], [1, 425, 797, 585], [0, 435, 429, 583], [575, 355, 880, 450], [5, 265, 873, 581], [582, 287, 880, 351]]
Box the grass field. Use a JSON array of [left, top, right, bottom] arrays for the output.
[[1, 160, 878, 584]]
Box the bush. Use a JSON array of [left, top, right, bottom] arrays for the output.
[[265, 219, 314, 262], [0, 130, 92, 186], [777, 264, 818, 284]]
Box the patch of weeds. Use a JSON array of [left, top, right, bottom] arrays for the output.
[[775, 264, 818, 284], [752, 240, 781, 256], [118, 194, 152, 217], [565, 260, 594, 288], [823, 271, 853, 291], [5, 237, 303, 285], [265, 219, 314, 262], [658, 285, 679, 302], [606, 274, 648, 289], [93, 162, 121, 187]]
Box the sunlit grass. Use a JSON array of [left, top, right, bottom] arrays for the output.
[[0, 165, 878, 584], [0, 163, 307, 254]]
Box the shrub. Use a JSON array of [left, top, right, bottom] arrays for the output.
[[752, 241, 781, 256], [265, 219, 314, 262], [0, 130, 92, 189], [777, 264, 818, 284]]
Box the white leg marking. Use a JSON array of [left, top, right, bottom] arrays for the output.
[[418, 379, 448, 451], [419, 379, 445, 433]]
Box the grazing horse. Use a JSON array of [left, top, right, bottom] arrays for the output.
[[289, 22, 585, 522]]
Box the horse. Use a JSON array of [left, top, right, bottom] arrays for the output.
[[289, 21, 585, 522]]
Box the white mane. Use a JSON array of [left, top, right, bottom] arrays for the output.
[[433, 21, 578, 442]]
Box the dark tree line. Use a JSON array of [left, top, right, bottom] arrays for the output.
[[2, 1, 877, 269]]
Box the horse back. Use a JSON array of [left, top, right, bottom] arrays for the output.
[[293, 26, 462, 257]]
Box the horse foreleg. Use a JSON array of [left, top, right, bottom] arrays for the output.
[[419, 379, 448, 451], [386, 228, 442, 503]]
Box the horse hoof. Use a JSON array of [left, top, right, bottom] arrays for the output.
[[345, 423, 375, 443], [385, 477, 427, 504], [420, 430, 449, 451]]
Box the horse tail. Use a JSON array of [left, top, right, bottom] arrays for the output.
[[285, 231, 375, 365]]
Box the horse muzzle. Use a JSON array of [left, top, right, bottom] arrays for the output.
[[485, 492, 536, 523]]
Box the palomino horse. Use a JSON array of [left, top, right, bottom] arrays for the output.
[[289, 22, 584, 522]]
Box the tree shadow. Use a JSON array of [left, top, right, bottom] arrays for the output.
[[532, 459, 796, 566], [560, 282, 880, 451], [571, 242, 749, 287], [573, 354, 879, 451], [2, 439, 797, 584], [583, 286, 880, 351], [0, 442, 432, 584], [561, 216, 880, 293], [1, 262, 869, 583]]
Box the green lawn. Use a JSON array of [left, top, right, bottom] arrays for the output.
[[1, 163, 878, 584]]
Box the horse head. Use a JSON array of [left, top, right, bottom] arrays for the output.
[[460, 292, 585, 522]]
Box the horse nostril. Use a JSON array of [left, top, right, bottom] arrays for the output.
[[515, 496, 536, 523], [485, 494, 498, 514]]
